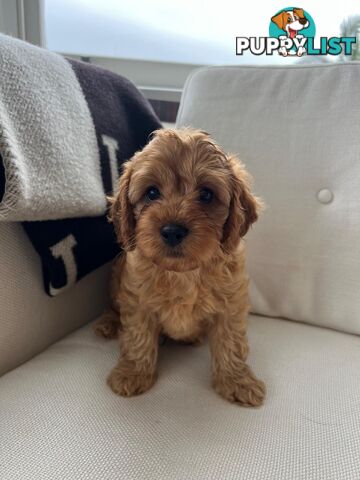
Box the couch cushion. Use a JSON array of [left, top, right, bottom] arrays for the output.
[[1, 315, 360, 480], [177, 63, 360, 335], [0, 222, 110, 376]]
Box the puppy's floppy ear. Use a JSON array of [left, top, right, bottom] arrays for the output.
[[222, 155, 262, 253], [271, 11, 287, 30], [108, 161, 136, 251], [294, 8, 305, 18]]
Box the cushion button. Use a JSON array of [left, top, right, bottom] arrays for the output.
[[317, 188, 333, 204]]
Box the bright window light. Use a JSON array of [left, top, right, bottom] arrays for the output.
[[44, 0, 358, 65]]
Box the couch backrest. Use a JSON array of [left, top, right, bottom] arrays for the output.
[[177, 63, 360, 335], [0, 222, 110, 376]]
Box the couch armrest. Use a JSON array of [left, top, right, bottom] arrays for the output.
[[0, 222, 110, 376]]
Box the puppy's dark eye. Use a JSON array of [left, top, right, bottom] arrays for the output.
[[145, 186, 161, 201], [287, 17, 292, 23], [199, 188, 214, 204]]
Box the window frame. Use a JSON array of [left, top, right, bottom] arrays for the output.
[[0, 0, 202, 103], [64, 54, 202, 102], [0, 0, 44, 46]]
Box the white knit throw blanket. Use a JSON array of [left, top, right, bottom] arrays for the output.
[[0, 33, 106, 221]]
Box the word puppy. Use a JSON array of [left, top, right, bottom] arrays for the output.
[[96, 128, 265, 406]]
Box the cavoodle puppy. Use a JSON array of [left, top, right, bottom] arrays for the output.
[[95, 128, 265, 406]]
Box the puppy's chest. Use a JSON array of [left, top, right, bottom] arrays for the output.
[[140, 272, 223, 339]]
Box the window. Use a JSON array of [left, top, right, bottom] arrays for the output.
[[44, 0, 358, 65], [42, 0, 360, 121]]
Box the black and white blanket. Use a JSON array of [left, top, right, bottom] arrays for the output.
[[0, 34, 161, 295]]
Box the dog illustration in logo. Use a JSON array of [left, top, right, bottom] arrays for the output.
[[271, 8, 309, 56]]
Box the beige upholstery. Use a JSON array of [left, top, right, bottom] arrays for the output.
[[0, 222, 111, 376], [1, 314, 360, 480], [177, 63, 360, 336]]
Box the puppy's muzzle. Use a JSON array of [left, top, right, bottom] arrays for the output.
[[160, 223, 189, 247]]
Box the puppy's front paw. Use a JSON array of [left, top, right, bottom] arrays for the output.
[[278, 47, 288, 56], [107, 366, 157, 397], [297, 46, 306, 57], [213, 369, 266, 407]]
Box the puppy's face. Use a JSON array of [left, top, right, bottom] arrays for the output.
[[271, 9, 309, 37], [110, 129, 260, 272]]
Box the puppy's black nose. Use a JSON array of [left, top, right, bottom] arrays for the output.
[[160, 224, 189, 247], [299, 17, 307, 25]]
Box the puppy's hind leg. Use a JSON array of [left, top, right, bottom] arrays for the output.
[[94, 307, 120, 339]]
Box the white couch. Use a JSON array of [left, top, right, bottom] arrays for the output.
[[1, 64, 360, 480]]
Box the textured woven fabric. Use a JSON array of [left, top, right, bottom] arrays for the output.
[[177, 63, 360, 335], [0, 33, 105, 221], [0, 222, 111, 376], [0, 315, 360, 480]]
